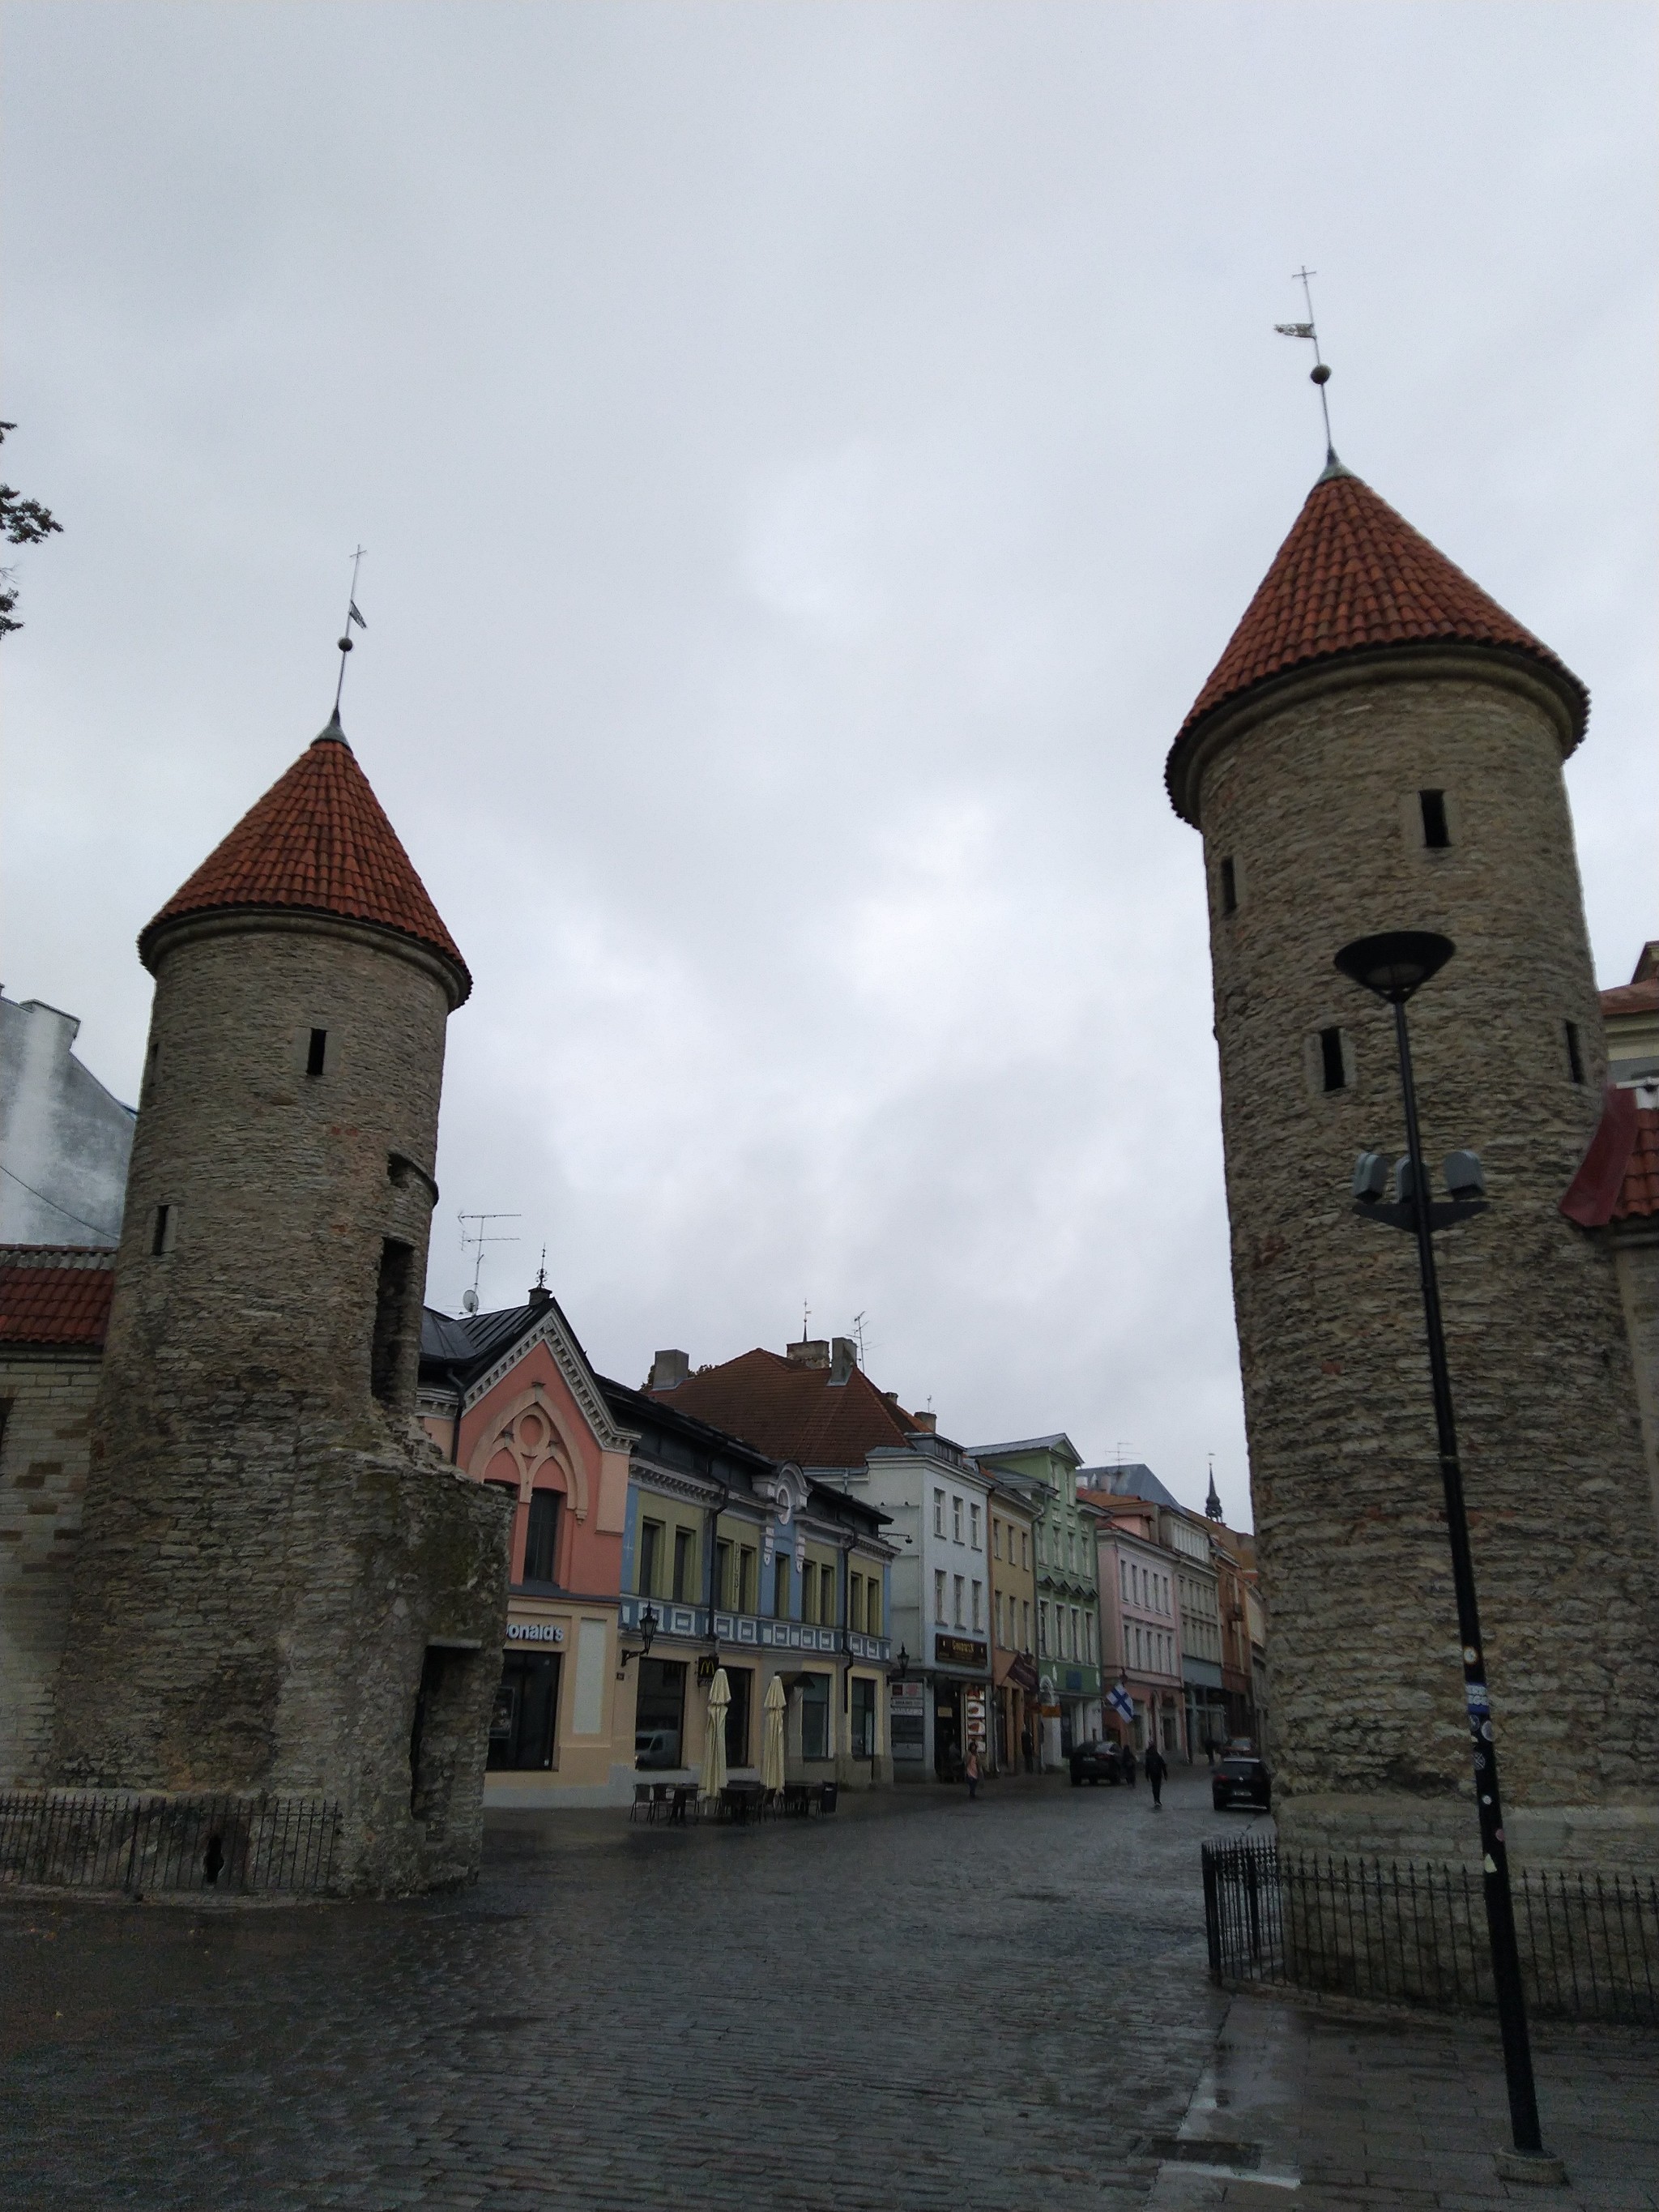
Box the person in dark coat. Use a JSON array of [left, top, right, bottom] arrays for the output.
[[1145, 1742, 1168, 1807], [1120, 1740, 1137, 1787]]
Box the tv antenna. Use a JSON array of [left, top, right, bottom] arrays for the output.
[[458, 1211, 521, 1307], [851, 1311, 868, 1369], [1274, 267, 1337, 463]]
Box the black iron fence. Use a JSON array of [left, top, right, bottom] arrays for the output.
[[0, 1790, 341, 1896], [1203, 1837, 1658, 2026]]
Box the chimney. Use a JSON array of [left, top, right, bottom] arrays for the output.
[[910, 1410, 937, 1435], [527, 1280, 552, 1310], [650, 1348, 691, 1391], [830, 1336, 857, 1385], [882, 1390, 899, 1407], [787, 1339, 830, 1369]]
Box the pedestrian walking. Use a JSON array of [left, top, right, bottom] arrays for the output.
[[1145, 1742, 1167, 1808], [965, 1746, 981, 1801], [1121, 1740, 1137, 1787], [1204, 1735, 1218, 1769]]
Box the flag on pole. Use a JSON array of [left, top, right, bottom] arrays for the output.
[[1107, 1682, 1135, 1725], [1273, 322, 1315, 339], [347, 600, 367, 630]]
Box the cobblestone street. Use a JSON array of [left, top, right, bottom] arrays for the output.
[[2, 1768, 1655, 2210]]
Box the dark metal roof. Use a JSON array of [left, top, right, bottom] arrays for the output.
[[1077, 1462, 1185, 1513]]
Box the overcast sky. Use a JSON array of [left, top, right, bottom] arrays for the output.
[[5, 2, 1654, 1525]]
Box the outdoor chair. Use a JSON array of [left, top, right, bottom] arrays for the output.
[[629, 1783, 655, 1824]]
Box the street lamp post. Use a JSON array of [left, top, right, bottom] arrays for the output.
[[1335, 931, 1560, 2184]]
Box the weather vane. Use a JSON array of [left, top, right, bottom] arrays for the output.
[[332, 544, 369, 717], [1274, 267, 1336, 463]]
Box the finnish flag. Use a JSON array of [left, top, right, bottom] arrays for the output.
[[1107, 1682, 1135, 1725]]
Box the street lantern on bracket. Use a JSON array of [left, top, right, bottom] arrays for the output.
[[1334, 928, 1559, 2182], [615, 1602, 659, 1680]]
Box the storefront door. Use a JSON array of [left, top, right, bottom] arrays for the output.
[[488, 1651, 561, 1770], [934, 1680, 963, 1779]]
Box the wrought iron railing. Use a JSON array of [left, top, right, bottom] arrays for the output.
[[0, 1790, 341, 1895], [1202, 1837, 1658, 2026]]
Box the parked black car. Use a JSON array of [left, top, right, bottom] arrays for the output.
[[1068, 1740, 1124, 1786], [1212, 1753, 1271, 1812]]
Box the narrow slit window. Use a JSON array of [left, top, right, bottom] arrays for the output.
[[1419, 790, 1450, 848], [1565, 1020, 1585, 1086], [305, 1028, 328, 1078], [371, 1237, 414, 1404], [1320, 1027, 1347, 1093], [1219, 856, 1238, 915], [150, 1204, 172, 1256]]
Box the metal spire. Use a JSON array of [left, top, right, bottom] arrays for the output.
[[331, 545, 368, 720], [1275, 267, 1338, 468]]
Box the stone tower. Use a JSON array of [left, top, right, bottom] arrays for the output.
[[50, 712, 510, 1893], [1166, 458, 1659, 1869]]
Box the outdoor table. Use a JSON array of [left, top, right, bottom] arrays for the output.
[[722, 1783, 765, 1824], [667, 1783, 698, 1825], [782, 1783, 812, 1817]]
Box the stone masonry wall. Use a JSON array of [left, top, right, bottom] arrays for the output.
[[0, 1345, 99, 1787], [1196, 663, 1659, 1868], [51, 916, 511, 1892]]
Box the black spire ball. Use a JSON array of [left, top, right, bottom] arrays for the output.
[[1311, 362, 1332, 386], [337, 634, 353, 653]]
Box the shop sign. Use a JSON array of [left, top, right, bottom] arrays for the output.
[[505, 1621, 565, 1644], [933, 1633, 987, 1668], [1040, 1703, 1061, 1719]]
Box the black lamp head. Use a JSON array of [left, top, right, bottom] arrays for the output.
[[639, 1602, 659, 1655], [1335, 930, 1455, 1004]]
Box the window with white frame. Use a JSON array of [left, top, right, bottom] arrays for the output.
[[934, 1488, 945, 1536], [992, 1518, 1002, 1561], [953, 1575, 966, 1628], [952, 1496, 962, 1544], [969, 1502, 980, 1550], [971, 1581, 983, 1631], [1039, 1601, 1049, 1654], [934, 1570, 947, 1623], [1022, 1599, 1031, 1651]]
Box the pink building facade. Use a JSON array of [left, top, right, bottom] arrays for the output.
[[1090, 1493, 1186, 1757]]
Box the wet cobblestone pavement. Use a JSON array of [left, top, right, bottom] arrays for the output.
[[2, 1769, 1655, 2210]]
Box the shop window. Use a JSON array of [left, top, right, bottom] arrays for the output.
[[634, 1656, 686, 1769], [487, 1650, 560, 1772], [371, 1238, 414, 1404], [773, 1557, 792, 1618], [522, 1489, 560, 1585], [851, 1676, 876, 1760], [672, 1527, 696, 1602], [637, 1518, 663, 1596], [724, 1667, 753, 1768], [800, 1672, 831, 1761]]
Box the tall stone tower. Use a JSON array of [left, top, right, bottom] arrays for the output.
[[1166, 458, 1659, 1868], [50, 712, 510, 1893]]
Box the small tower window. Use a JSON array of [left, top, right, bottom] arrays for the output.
[[1219, 856, 1238, 915], [305, 1028, 328, 1078], [1320, 1027, 1347, 1093], [150, 1204, 173, 1256], [1565, 1020, 1585, 1086], [1419, 790, 1450, 848], [372, 1238, 414, 1404]]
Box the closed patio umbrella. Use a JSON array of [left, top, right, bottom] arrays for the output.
[[701, 1667, 731, 1800], [761, 1673, 787, 1793]]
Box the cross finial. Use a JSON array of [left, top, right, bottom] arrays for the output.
[[331, 545, 369, 718], [1275, 268, 1337, 465]]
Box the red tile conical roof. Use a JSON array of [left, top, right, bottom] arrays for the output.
[[1166, 463, 1587, 823], [139, 718, 470, 1002]]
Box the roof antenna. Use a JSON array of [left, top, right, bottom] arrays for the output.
[[1275, 268, 1338, 468], [331, 544, 369, 724]]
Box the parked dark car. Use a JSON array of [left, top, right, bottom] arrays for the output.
[[1212, 1753, 1271, 1812], [1068, 1740, 1124, 1787]]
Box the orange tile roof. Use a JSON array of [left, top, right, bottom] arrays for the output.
[[650, 1348, 920, 1467], [1601, 978, 1659, 1021], [1166, 465, 1587, 821], [1561, 1085, 1659, 1227], [0, 1246, 115, 1347], [139, 720, 470, 1000]]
